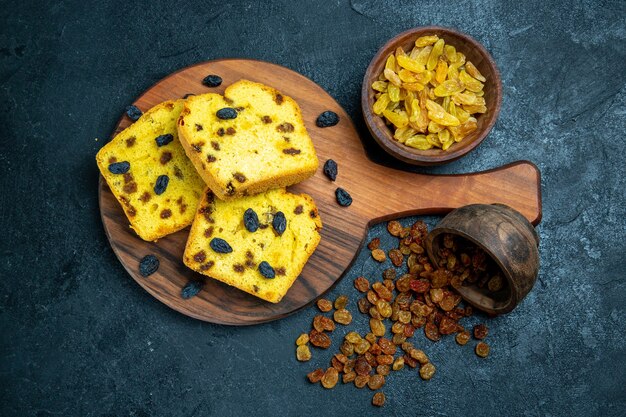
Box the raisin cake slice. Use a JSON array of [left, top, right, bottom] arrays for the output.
[[96, 100, 206, 241], [183, 188, 322, 303], [177, 80, 319, 200]]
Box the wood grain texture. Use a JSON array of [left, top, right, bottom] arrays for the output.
[[98, 59, 541, 325], [426, 204, 540, 315], [362, 26, 503, 166]]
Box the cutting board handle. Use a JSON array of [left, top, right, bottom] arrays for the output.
[[362, 160, 542, 226]]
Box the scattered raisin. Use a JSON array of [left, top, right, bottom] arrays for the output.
[[473, 324, 488, 340], [371, 249, 386, 262], [202, 74, 222, 87], [354, 277, 370, 292], [258, 261, 276, 279], [475, 341, 490, 358], [387, 220, 403, 236], [155, 134, 173, 147], [316, 110, 340, 127], [296, 345, 312, 362], [367, 238, 380, 250], [334, 309, 352, 325], [313, 315, 336, 332], [125, 105, 142, 121], [307, 368, 325, 383], [210, 238, 233, 253], [368, 374, 385, 390], [323, 159, 338, 181], [309, 329, 331, 349], [335, 187, 352, 207], [272, 211, 287, 236], [181, 280, 204, 299], [334, 295, 349, 310], [108, 161, 130, 174], [317, 298, 333, 312], [321, 368, 339, 389], [296, 333, 310, 346], [388, 249, 403, 267], [419, 362, 436, 380], [456, 331, 471, 346], [372, 392, 385, 407], [139, 255, 159, 277], [216, 108, 237, 119]]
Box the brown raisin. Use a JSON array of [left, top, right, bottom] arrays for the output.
[[334, 295, 349, 310], [309, 329, 331, 349], [333, 309, 352, 325], [387, 220, 403, 236], [372, 392, 385, 407], [321, 367, 339, 389], [455, 331, 471, 346], [475, 341, 490, 358], [313, 315, 335, 332], [368, 374, 385, 390], [296, 345, 311, 362], [358, 298, 372, 314], [419, 362, 436, 380], [367, 238, 382, 252], [474, 324, 488, 340], [388, 249, 403, 267], [354, 276, 370, 292], [317, 298, 333, 312], [307, 368, 324, 383]]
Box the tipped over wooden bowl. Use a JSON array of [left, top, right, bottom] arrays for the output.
[[361, 26, 502, 166]]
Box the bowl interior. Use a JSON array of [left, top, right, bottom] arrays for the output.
[[362, 27, 502, 165], [428, 231, 513, 313]]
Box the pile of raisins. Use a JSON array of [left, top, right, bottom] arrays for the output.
[[296, 219, 495, 407]]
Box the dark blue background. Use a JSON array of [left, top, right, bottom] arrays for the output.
[[1, 1, 625, 416]]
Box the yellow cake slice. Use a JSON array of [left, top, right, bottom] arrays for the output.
[[177, 80, 319, 200], [183, 188, 322, 303], [96, 100, 206, 241]]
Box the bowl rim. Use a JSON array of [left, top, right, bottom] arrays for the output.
[[361, 26, 503, 166]]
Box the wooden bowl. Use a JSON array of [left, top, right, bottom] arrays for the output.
[[425, 204, 539, 315], [361, 26, 502, 166]]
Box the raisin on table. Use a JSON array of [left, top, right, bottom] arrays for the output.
[[125, 105, 142, 121], [335, 187, 352, 207], [202, 74, 223, 87], [139, 255, 159, 277], [181, 280, 204, 299], [323, 159, 338, 181], [316, 110, 340, 127]]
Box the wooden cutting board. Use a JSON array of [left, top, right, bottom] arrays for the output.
[[98, 59, 542, 325]]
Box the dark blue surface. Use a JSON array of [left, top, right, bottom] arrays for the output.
[[1, 1, 625, 416]]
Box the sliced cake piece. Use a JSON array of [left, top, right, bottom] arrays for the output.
[[96, 100, 206, 241], [183, 188, 322, 303], [177, 80, 319, 200]]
